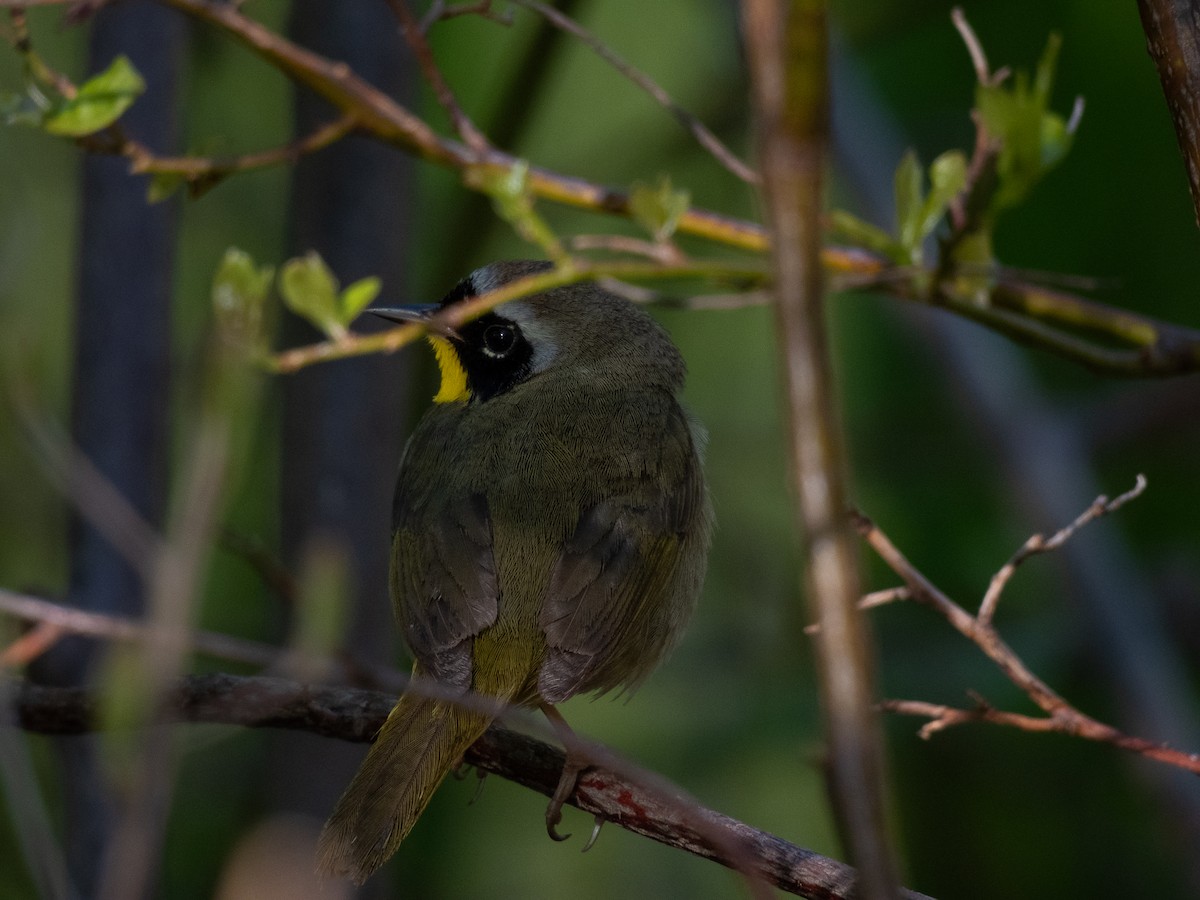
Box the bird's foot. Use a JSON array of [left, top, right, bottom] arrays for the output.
[[546, 747, 589, 841], [541, 703, 595, 842]]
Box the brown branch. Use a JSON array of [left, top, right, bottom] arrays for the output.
[[881, 698, 1200, 774], [512, 0, 759, 184], [978, 475, 1147, 624], [1136, 0, 1200, 227], [743, 1, 899, 896], [420, 0, 513, 32], [570, 234, 687, 265], [148, 0, 769, 251], [5, 7, 358, 195], [853, 478, 1200, 776], [1, 621, 65, 667], [0, 588, 282, 670], [10, 673, 934, 900], [107, 114, 357, 197], [386, 0, 490, 156], [986, 280, 1200, 376], [595, 278, 773, 311], [267, 260, 769, 373], [9, 0, 1200, 377], [141, 0, 1200, 376]]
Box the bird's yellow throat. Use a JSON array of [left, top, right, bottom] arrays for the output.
[[429, 335, 470, 403]]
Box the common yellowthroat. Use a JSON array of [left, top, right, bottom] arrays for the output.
[[317, 260, 712, 883]]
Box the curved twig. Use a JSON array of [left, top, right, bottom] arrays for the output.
[[512, 0, 759, 184], [852, 477, 1200, 777], [94, 114, 358, 197], [386, 0, 490, 156]]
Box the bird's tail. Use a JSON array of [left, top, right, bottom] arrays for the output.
[[316, 687, 496, 884]]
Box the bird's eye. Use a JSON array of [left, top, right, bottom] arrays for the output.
[[482, 323, 518, 358]]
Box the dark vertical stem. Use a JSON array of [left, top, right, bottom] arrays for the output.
[[741, 1, 898, 897], [268, 0, 415, 857], [1136, 0, 1200, 227], [35, 4, 184, 896]]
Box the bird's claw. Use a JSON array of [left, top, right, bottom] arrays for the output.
[[581, 815, 604, 852], [545, 753, 588, 842]]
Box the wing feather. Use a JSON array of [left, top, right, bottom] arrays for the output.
[[392, 480, 498, 690], [537, 402, 710, 702]]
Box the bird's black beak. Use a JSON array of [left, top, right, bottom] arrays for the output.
[[369, 305, 458, 339]]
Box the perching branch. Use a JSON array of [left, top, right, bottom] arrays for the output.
[[852, 476, 1200, 776], [0, 577, 932, 896], [0, 589, 917, 896], [8, 673, 933, 900]]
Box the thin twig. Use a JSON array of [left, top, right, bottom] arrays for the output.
[[12, 406, 163, 581], [106, 114, 358, 197], [4, 21, 356, 194], [387, 0, 491, 156], [854, 477, 1200, 776], [853, 507, 1073, 715], [880, 698, 1200, 773], [951, 7, 993, 85], [979, 474, 1147, 623], [146, 0, 768, 248], [267, 260, 769, 373], [0, 588, 280, 670], [513, 0, 759, 184], [570, 234, 687, 265], [420, 0, 513, 33], [804, 588, 912, 636], [1, 621, 66, 667]]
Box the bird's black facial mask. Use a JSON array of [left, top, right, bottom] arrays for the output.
[[431, 273, 534, 404]]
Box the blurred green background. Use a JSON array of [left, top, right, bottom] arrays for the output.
[[1, 1, 1198, 898]]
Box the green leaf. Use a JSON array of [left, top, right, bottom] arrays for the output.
[[279, 251, 344, 339], [469, 157, 530, 206], [465, 160, 566, 260], [828, 209, 903, 262], [41, 55, 145, 137], [1033, 31, 1061, 106], [974, 32, 1078, 213], [147, 172, 185, 204], [894, 150, 925, 260], [212, 248, 274, 354], [339, 276, 381, 322], [914, 150, 967, 243], [629, 175, 691, 242]]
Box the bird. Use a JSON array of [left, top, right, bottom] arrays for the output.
[[316, 259, 712, 884]]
